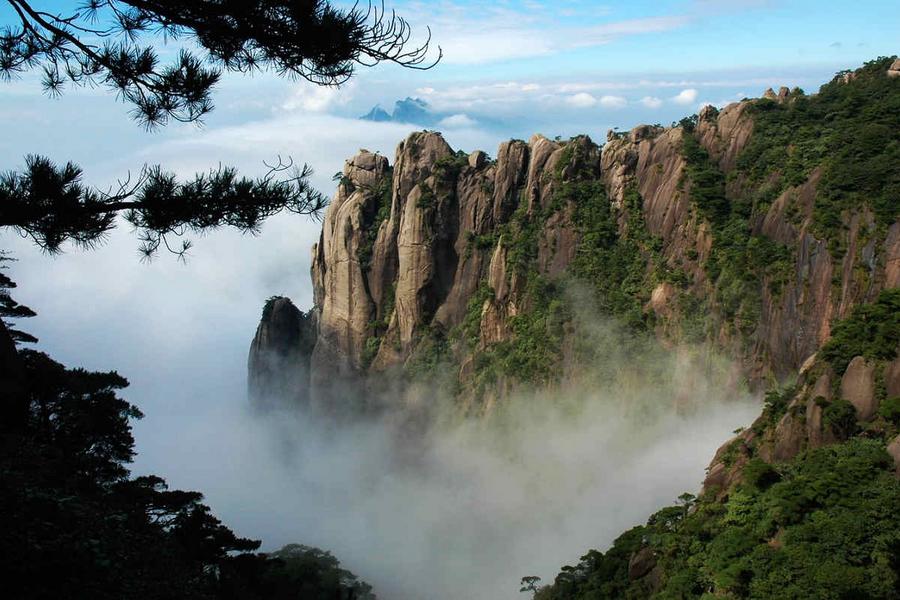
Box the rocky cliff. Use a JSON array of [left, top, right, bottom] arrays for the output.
[[248, 296, 316, 409], [703, 289, 900, 498], [249, 57, 900, 415], [529, 57, 900, 599], [244, 57, 900, 598]]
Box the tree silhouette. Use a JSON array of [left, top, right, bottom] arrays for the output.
[[0, 0, 440, 257], [520, 575, 542, 595], [0, 272, 375, 598], [0, 253, 36, 342], [0, 154, 326, 259], [677, 492, 696, 520], [1, 0, 440, 128]]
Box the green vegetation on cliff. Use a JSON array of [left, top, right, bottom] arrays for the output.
[[735, 56, 900, 254], [538, 439, 900, 600], [538, 284, 900, 599], [569, 184, 657, 331], [682, 130, 793, 335], [462, 141, 664, 390], [356, 170, 394, 271], [469, 275, 568, 390], [820, 288, 900, 376], [401, 58, 900, 408]]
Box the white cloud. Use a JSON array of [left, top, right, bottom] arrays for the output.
[[413, 75, 784, 119], [401, 1, 691, 65], [417, 81, 544, 113], [689, 0, 774, 13], [672, 88, 699, 105], [434, 15, 690, 65], [566, 92, 598, 108], [574, 15, 691, 47], [280, 82, 354, 113], [599, 95, 627, 109], [435, 29, 556, 65], [438, 114, 478, 128]]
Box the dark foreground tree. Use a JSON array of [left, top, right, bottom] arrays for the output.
[[2, 0, 440, 128], [0, 273, 377, 599], [521, 575, 542, 595], [0, 154, 327, 258], [0, 0, 440, 257], [0, 253, 36, 342], [216, 544, 377, 600]]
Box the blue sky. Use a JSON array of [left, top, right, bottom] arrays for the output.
[[275, 0, 898, 138], [1, 0, 897, 182], [377, 0, 897, 77]]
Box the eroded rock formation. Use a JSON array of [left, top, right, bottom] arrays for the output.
[[248, 296, 316, 409], [249, 60, 900, 415]]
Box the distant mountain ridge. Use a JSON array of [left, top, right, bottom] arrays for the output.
[[359, 97, 439, 125]]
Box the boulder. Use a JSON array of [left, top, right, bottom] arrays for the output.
[[350, 150, 380, 171], [310, 148, 391, 377], [840, 356, 877, 420], [468, 150, 487, 169], [888, 435, 900, 476], [491, 139, 529, 222], [646, 282, 676, 320], [248, 297, 316, 408], [799, 353, 818, 375], [698, 104, 718, 122], [886, 351, 900, 398], [806, 371, 832, 447], [888, 58, 900, 78], [772, 400, 806, 461], [695, 100, 753, 171], [628, 547, 656, 580], [630, 124, 663, 143]]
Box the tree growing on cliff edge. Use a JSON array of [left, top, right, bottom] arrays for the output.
[[0, 0, 440, 257], [520, 575, 542, 595]]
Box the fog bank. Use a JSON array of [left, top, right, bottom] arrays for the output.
[[233, 292, 758, 600], [196, 373, 756, 600], [2, 214, 758, 600]]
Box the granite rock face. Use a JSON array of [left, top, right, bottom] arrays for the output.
[[249, 83, 899, 412], [840, 356, 878, 421], [887, 58, 900, 78], [248, 297, 316, 409]]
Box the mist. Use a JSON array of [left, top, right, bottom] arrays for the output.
[[234, 286, 759, 600], [2, 213, 759, 600], [192, 355, 756, 600], [0, 107, 759, 598]]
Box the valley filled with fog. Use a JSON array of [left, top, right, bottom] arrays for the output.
[[5, 218, 757, 599]]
